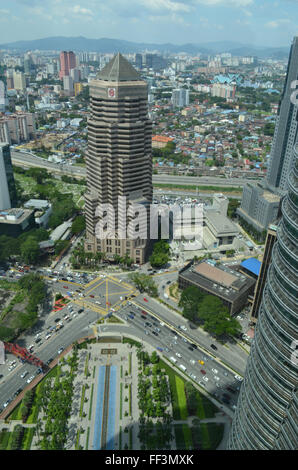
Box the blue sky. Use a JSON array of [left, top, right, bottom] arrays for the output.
[[0, 0, 297, 47]]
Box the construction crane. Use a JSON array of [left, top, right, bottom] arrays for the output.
[[4, 342, 48, 371]]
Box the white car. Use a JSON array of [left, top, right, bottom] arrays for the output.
[[214, 376, 220, 381], [180, 325, 187, 331], [234, 375, 243, 381], [190, 373, 197, 380], [203, 376, 209, 382], [212, 368, 218, 374], [20, 371, 28, 379], [190, 359, 195, 365], [26, 375, 34, 384], [199, 381, 206, 387], [45, 334, 51, 340], [95, 301, 101, 305], [175, 352, 182, 358], [216, 383, 221, 388]]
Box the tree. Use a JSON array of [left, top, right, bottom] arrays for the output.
[[27, 168, 49, 184], [179, 285, 205, 322], [20, 237, 40, 264], [71, 215, 85, 234]]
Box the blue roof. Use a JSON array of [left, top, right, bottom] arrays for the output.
[[241, 258, 261, 276]]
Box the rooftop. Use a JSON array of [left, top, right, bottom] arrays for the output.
[[97, 53, 141, 82]]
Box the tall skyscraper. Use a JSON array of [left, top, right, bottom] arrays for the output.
[[238, 36, 298, 232], [228, 145, 298, 450], [84, 53, 152, 264], [0, 143, 17, 210], [59, 51, 76, 80], [267, 36, 298, 191]]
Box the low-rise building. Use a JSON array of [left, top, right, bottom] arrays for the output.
[[0, 208, 35, 237], [178, 259, 256, 315]]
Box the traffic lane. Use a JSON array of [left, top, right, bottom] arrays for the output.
[[117, 308, 240, 404], [0, 310, 98, 408], [135, 294, 248, 374]]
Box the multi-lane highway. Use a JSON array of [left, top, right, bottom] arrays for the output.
[[11, 150, 258, 188]]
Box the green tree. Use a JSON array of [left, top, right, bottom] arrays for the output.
[[71, 215, 86, 234], [20, 237, 40, 264]]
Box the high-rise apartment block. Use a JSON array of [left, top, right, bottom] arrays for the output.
[[228, 145, 298, 450], [84, 53, 152, 264], [238, 36, 298, 232], [0, 143, 17, 210], [13, 71, 26, 91], [0, 113, 36, 145], [171, 88, 189, 108], [59, 51, 76, 79]]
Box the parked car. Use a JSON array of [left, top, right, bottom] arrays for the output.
[[200, 369, 206, 375], [210, 344, 218, 350]]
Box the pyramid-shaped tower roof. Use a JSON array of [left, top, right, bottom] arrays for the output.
[[97, 53, 141, 82]]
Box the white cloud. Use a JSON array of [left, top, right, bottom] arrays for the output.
[[266, 18, 291, 28], [140, 0, 191, 13], [195, 0, 253, 6], [73, 5, 93, 16]]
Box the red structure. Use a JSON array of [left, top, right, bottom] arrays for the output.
[[4, 342, 47, 371], [59, 51, 76, 79]]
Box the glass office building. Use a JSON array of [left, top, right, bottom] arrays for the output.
[[228, 145, 298, 450]]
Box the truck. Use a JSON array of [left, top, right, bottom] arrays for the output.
[[179, 364, 187, 372]]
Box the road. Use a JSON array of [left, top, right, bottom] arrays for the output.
[[11, 150, 257, 188], [0, 269, 247, 415]]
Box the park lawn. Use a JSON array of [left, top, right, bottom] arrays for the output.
[[195, 392, 218, 419], [182, 424, 193, 449], [22, 427, 35, 450], [0, 429, 11, 450], [192, 423, 224, 450], [175, 375, 188, 420]]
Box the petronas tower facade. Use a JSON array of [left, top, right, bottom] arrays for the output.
[[228, 146, 298, 449]]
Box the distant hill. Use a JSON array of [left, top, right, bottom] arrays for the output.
[[0, 36, 290, 59]]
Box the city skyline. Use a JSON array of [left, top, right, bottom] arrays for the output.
[[0, 0, 297, 48]]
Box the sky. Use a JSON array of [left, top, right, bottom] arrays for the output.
[[0, 0, 297, 47]]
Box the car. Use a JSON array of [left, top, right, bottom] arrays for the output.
[[28, 344, 34, 351], [214, 376, 220, 381], [35, 338, 42, 344], [95, 301, 101, 305], [145, 322, 152, 327], [20, 371, 28, 378], [222, 397, 230, 405], [223, 393, 231, 400], [155, 328, 161, 333], [190, 343, 197, 350], [45, 334, 51, 340], [212, 368, 218, 374], [216, 383, 221, 388], [226, 387, 236, 394], [180, 325, 187, 331], [46, 358, 53, 365], [143, 297, 148, 302], [0, 374, 3, 379], [166, 280, 171, 284], [63, 286, 68, 289], [234, 375, 243, 381], [78, 308, 84, 313], [199, 381, 205, 387], [164, 347, 169, 352], [190, 359, 195, 365], [90, 295, 95, 298], [3, 399, 11, 408], [58, 347, 64, 354], [141, 315, 147, 320], [157, 347, 163, 352], [182, 338, 188, 343], [190, 373, 197, 380], [26, 375, 34, 384], [176, 352, 182, 358], [141, 310, 147, 315], [145, 331, 149, 335], [198, 360, 205, 365], [15, 388, 22, 395], [54, 318, 61, 323], [160, 321, 165, 326], [210, 344, 218, 350], [203, 376, 209, 382], [188, 346, 194, 351], [152, 331, 158, 336], [200, 369, 206, 375]]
